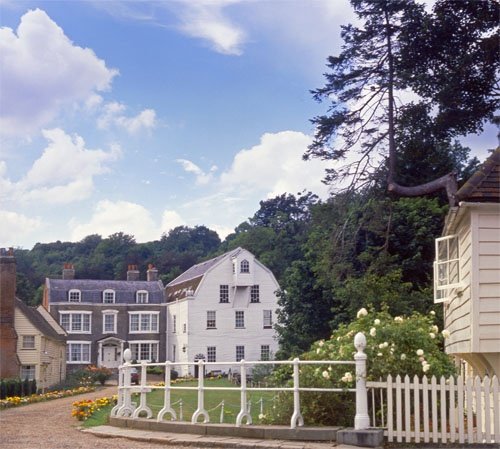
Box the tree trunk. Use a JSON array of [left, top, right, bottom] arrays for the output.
[[384, 10, 457, 206]]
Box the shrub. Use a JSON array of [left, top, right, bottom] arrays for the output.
[[266, 308, 456, 426], [85, 366, 113, 385]]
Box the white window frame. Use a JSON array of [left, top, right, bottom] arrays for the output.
[[67, 341, 91, 364], [22, 335, 36, 349], [207, 310, 216, 329], [261, 345, 270, 361], [20, 365, 36, 380], [59, 311, 92, 334], [250, 285, 260, 303], [236, 345, 245, 361], [434, 235, 461, 303], [102, 310, 118, 334], [129, 340, 159, 362], [235, 310, 245, 329], [103, 289, 115, 304], [263, 310, 273, 329], [68, 289, 81, 302], [207, 346, 216, 363], [128, 312, 159, 333], [240, 259, 250, 273], [220, 285, 229, 303], [136, 290, 149, 304]]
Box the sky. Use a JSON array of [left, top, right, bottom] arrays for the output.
[[0, 0, 497, 250]]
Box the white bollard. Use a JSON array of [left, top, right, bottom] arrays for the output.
[[354, 332, 370, 430]]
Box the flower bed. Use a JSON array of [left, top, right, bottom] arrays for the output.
[[72, 395, 117, 421], [0, 386, 96, 410]]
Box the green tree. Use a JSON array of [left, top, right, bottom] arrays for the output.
[[305, 0, 498, 201]]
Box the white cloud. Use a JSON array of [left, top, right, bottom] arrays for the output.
[[0, 128, 121, 204], [176, 0, 246, 55], [0, 210, 42, 247], [97, 102, 157, 134], [71, 201, 188, 242], [160, 210, 186, 233], [176, 159, 218, 185], [220, 130, 330, 198], [70, 200, 159, 242], [0, 8, 118, 135]]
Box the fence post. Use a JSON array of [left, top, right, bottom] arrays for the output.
[[115, 348, 135, 417], [290, 357, 304, 429], [236, 360, 252, 426], [191, 359, 209, 423], [354, 332, 370, 430]]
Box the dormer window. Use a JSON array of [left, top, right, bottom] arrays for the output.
[[434, 235, 460, 303], [136, 290, 149, 304], [240, 259, 250, 273], [103, 289, 115, 303], [68, 289, 81, 302]]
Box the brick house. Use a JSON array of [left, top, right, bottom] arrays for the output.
[[43, 264, 167, 372]]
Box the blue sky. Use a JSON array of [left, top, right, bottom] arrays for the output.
[[0, 1, 497, 249]]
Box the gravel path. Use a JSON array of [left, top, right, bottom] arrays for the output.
[[0, 386, 185, 449]]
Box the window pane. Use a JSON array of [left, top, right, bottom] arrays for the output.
[[220, 285, 229, 303], [130, 315, 139, 331], [236, 345, 244, 361], [72, 314, 82, 331], [235, 311, 244, 328], [207, 310, 216, 328], [263, 310, 272, 328], [261, 345, 270, 361], [83, 314, 90, 332], [240, 260, 250, 273], [60, 315, 70, 331], [141, 314, 150, 331], [151, 314, 158, 331], [22, 335, 35, 349], [207, 346, 216, 362], [250, 285, 260, 303]]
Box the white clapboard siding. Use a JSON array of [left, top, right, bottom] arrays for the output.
[[367, 375, 499, 444]]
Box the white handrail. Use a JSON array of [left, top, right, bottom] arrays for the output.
[[116, 333, 368, 430]]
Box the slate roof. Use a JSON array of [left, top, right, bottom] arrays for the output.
[[46, 279, 165, 304], [456, 147, 500, 203], [15, 298, 66, 341], [165, 248, 243, 302], [168, 248, 243, 286]]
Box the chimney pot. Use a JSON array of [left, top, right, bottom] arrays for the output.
[[127, 265, 140, 281], [62, 263, 75, 280], [147, 264, 158, 282]]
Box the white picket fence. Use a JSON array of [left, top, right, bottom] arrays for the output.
[[367, 374, 500, 444]]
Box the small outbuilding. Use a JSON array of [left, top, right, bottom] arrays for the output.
[[435, 148, 500, 376]]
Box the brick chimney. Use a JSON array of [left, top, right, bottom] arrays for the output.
[[0, 248, 20, 378], [147, 264, 158, 282], [127, 265, 140, 281], [62, 263, 75, 280]]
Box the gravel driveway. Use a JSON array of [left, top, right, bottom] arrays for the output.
[[0, 386, 184, 449]]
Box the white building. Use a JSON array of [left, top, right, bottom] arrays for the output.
[[165, 248, 280, 376], [434, 148, 500, 376]]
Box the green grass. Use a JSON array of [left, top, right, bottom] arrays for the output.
[[81, 404, 114, 428], [83, 378, 279, 427], [145, 378, 277, 424]]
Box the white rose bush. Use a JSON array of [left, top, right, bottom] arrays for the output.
[[266, 307, 455, 426]]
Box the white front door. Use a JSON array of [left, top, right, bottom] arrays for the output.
[[102, 346, 119, 368]]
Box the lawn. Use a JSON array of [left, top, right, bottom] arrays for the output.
[[142, 378, 279, 424]]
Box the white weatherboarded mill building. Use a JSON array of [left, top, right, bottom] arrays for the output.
[[435, 148, 500, 376], [165, 248, 280, 376]]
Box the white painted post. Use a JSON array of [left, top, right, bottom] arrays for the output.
[[290, 357, 304, 429], [236, 360, 252, 426], [115, 348, 135, 417], [354, 332, 370, 430], [192, 359, 209, 423]]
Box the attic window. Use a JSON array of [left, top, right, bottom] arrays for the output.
[[240, 260, 250, 273], [434, 235, 460, 303], [103, 289, 115, 303], [68, 289, 81, 302], [136, 290, 149, 304]]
